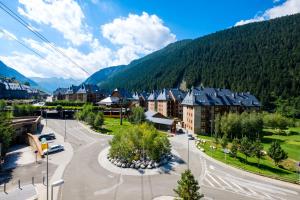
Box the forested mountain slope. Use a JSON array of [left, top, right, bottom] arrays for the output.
[[91, 14, 300, 113]]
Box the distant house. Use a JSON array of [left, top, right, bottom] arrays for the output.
[[53, 88, 68, 101], [54, 84, 106, 103], [97, 88, 133, 106], [182, 87, 261, 134], [0, 79, 41, 100], [156, 88, 187, 119], [132, 91, 149, 109], [145, 110, 175, 132]]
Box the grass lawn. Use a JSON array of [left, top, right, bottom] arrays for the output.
[[99, 117, 133, 135], [196, 127, 300, 184]]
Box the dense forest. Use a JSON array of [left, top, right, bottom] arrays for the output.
[[90, 14, 300, 116]]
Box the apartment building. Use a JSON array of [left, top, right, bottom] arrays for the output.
[[182, 87, 261, 134]]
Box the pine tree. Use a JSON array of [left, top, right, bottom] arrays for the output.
[[268, 141, 288, 166], [240, 136, 253, 162], [230, 138, 239, 158], [174, 169, 204, 200], [252, 139, 264, 167]]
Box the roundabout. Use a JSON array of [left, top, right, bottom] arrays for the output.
[[98, 146, 184, 176]]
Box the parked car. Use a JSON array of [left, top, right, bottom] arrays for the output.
[[43, 144, 64, 154], [177, 129, 184, 134], [39, 133, 56, 141], [188, 134, 195, 140]]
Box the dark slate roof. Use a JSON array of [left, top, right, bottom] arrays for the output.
[[53, 88, 68, 95], [66, 85, 79, 94], [157, 89, 171, 101], [169, 88, 187, 102], [132, 92, 139, 100], [113, 88, 133, 99], [147, 90, 159, 101], [182, 87, 261, 107]]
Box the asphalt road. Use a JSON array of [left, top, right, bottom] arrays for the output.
[[46, 119, 300, 200]]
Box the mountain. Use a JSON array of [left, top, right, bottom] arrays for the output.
[[83, 65, 125, 85], [0, 60, 39, 88], [31, 77, 82, 94], [89, 13, 300, 113]]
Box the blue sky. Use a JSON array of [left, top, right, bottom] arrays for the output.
[[0, 0, 299, 80]]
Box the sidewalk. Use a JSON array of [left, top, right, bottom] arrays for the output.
[[0, 184, 38, 200], [2, 145, 37, 171]]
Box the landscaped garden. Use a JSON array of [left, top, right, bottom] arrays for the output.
[[108, 123, 172, 169], [196, 112, 300, 184]]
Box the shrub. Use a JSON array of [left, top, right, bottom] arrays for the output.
[[109, 123, 171, 162]]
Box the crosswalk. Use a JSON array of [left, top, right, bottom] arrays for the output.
[[202, 172, 296, 200]]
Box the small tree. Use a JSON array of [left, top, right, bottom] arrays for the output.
[[93, 112, 104, 129], [230, 137, 239, 158], [0, 100, 6, 111], [174, 169, 204, 200], [240, 136, 253, 162], [129, 106, 145, 124], [85, 112, 96, 125], [252, 139, 264, 167], [0, 112, 14, 155], [221, 134, 228, 149], [268, 141, 288, 166]]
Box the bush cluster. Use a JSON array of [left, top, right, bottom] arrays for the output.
[[109, 123, 171, 162], [75, 104, 104, 130]]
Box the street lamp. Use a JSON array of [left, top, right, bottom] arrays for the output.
[[64, 110, 67, 142], [187, 130, 190, 170], [51, 179, 64, 200], [46, 145, 49, 200]]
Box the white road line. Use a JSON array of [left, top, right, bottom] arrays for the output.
[[230, 181, 249, 195], [204, 176, 215, 187], [206, 173, 223, 188], [217, 176, 236, 191], [94, 174, 123, 195]]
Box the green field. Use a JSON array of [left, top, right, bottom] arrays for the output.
[[100, 117, 133, 135], [197, 127, 300, 184]]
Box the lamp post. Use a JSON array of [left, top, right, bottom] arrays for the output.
[[187, 131, 190, 170], [51, 179, 64, 200], [120, 98, 123, 125], [46, 146, 49, 200], [64, 110, 67, 142]]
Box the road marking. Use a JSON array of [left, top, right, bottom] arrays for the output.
[[230, 181, 249, 195], [206, 173, 223, 188], [94, 174, 123, 195], [108, 174, 114, 178], [209, 165, 215, 170], [204, 176, 215, 187], [217, 176, 236, 191]]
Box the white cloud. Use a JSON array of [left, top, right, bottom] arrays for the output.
[[0, 38, 114, 79], [18, 0, 92, 46], [235, 0, 300, 26], [2, 2, 176, 80], [101, 12, 176, 55]]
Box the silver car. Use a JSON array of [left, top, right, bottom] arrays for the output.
[[43, 144, 64, 154]]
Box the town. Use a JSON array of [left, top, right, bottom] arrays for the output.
[[0, 1, 300, 200]]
